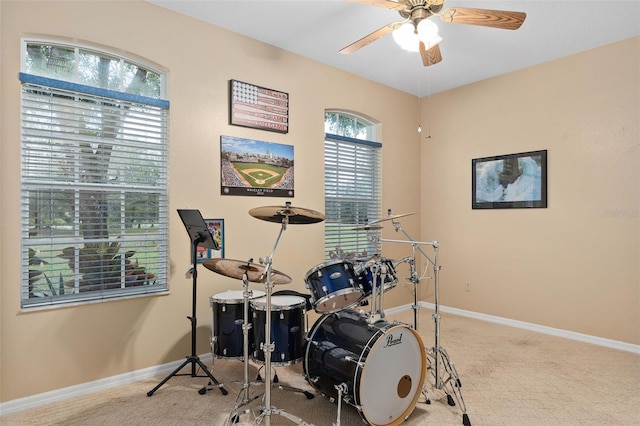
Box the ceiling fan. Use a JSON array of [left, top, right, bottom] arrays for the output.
[[341, 0, 526, 66]]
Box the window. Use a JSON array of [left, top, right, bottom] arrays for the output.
[[324, 111, 382, 260], [20, 40, 169, 308]]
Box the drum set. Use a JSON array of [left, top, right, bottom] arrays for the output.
[[181, 204, 471, 426]]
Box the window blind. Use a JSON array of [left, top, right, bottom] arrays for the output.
[[20, 74, 169, 307], [324, 134, 382, 260]]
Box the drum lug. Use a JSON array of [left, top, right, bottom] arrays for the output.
[[368, 318, 389, 330], [344, 355, 365, 369]]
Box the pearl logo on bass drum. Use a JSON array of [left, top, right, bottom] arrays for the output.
[[384, 332, 403, 348]]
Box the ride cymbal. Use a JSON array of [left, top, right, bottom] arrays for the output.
[[369, 212, 416, 224], [249, 203, 325, 224], [202, 258, 292, 285]]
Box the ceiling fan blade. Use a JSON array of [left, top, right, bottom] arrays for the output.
[[420, 42, 442, 67], [340, 22, 400, 54], [440, 8, 526, 30], [346, 0, 407, 11]]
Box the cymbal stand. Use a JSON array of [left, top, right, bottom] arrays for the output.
[[381, 218, 471, 426], [256, 216, 313, 426]]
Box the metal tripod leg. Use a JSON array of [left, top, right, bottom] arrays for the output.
[[426, 345, 471, 426], [255, 364, 315, 399]]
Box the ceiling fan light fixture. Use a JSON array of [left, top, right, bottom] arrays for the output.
[[392, 22, 420, 52], [417, 19, 442, 49], [392, 20, 442, 52]]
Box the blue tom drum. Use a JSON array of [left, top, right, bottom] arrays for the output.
[[304, 260, 363, 314]]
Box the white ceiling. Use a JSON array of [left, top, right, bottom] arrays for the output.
[[148, 0, 640, 97]]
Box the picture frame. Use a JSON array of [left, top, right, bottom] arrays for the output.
[[229, 79, 289, 133], [472, 150, 547, 209], [196, 219, 225, 261], [220, 135, 294, 197]]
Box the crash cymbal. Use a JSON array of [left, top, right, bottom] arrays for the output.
[[369, 212, 416, 224], [249, 202, 325, 224], [202, 258, 292, 285], [352, 224, 383, 231]]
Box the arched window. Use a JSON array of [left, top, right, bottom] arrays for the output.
[[324, 111, 382, 260], [20, 39, 169, 308]]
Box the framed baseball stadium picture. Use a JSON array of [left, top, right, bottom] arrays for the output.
[[472, 149, 547, 209], [220, 135, 294, 197]]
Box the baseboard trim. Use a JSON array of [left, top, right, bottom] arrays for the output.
[[0, 353, 213, 416], [2, 305, 638, 415], [409, 302, 639, 354]]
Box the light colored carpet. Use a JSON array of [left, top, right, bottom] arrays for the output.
[[1, 308, 639, 425]]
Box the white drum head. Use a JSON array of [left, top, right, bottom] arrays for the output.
[[357, 324, 426, 425], [211, 289, 265, 303], [251, 295, 305, 311]]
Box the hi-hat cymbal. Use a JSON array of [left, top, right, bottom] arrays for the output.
[[202, 258, 292, 285], [249, 203, 325, 224], [352, 224, 384, 231], [369, 212, 416, 224]]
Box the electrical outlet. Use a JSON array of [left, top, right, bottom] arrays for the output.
[[465, 282, 471, 292]]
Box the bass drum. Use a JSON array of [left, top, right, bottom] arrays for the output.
[[303, 309, 426, 426]]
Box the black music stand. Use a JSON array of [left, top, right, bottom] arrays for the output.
[[147, 209, 227, 396]]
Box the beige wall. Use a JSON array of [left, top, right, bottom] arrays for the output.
[[0, 0, 637, 405], [0, 1, 420, 402], [420, 37, 639, 344]]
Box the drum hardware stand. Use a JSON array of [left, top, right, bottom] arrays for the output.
[[381, 217, 471, 426], [366, 260, 386, 323], [332, 383, 348, 426], [254, 215, 314, 426], [148, 210, 227, 397], [253, 366, 314, 399]]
